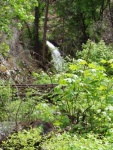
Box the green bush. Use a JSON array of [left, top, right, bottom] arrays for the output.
[[53, 59, 113, 134], [2, 128, 113, 150], [2, 128, 42, 150], [0, 82, 12, 120], [42, 132, 113, 150], [77, 40, 113, 63], [77, 40, 113, 75]]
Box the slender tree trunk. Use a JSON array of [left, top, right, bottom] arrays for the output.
[[100, 0, 109, 20], [34, 5, 40, 60], [42, 0, 49, 63], [81, 14, 89, 44]]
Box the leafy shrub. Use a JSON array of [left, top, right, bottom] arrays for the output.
[[31, 102, 57, 122], [77, 40, 113, 63], [32, 71, 57, 84], [53, 59, 113, 134], [0, 43, 10, 57], [0, 82, 12, 120], [2, 128, 113, 150], [2, 131, 113, 150], [42, 132, 113, 150], [77, 40, 113, 75], [2, 128, 42, 150]]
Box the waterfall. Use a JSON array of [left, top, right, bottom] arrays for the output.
[[46, 41, 64, 71]]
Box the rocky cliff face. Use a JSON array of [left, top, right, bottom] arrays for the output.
[[0, 24, 40, 83]]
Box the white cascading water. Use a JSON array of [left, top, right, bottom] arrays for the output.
[[46, 41, 64, 72]]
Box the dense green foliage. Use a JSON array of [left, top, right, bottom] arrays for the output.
[[0, 0, 38, 33], [1, 0, 113, 149], [1, 41, 113, 149], [2, 128, 42, 149], [54, 59, 113, 133], [2, 131, 113, 150], [77, 40, 113, 62], [42, 132, 113, 150], [1, 0, 112, 57], [53, 0, 110, 55]]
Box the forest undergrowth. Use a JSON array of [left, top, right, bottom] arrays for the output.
[[0, 40, 113, 149]]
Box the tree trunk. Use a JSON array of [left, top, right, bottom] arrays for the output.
[[34, 5, 40, 60], [42, 0, 49, 64]]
